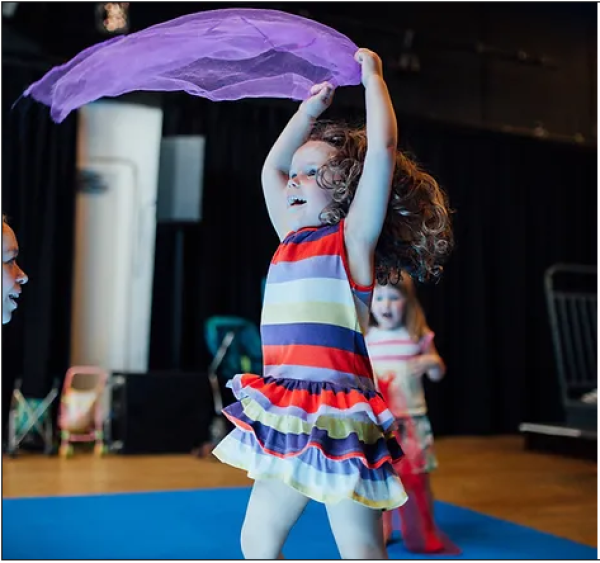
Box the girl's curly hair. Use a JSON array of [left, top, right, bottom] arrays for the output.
[[308, 121, 453, 284]]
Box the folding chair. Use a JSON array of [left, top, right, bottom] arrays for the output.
[[6, 378, 61, 457], [545, 264, 597, 430]]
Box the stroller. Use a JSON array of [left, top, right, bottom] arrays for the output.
[[58, 366, 109, 458], [198, 315, 262, 454], [6, 378, 61, 457]]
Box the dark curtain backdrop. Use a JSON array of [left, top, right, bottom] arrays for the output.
[[1, 79, 595, 438], [153, 92, 596, 436], [397, 122, 596, 435], [150, 97, 286, 372], [2, 63, 78, 436]]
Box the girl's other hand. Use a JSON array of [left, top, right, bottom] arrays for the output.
[[354, 48, 384, 87], [300, 81, 335, 118]]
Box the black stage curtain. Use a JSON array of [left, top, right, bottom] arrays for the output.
[[150, 97, 287, 373], [155, 93, 596, 436], [397, 122, 596, 435], [2, 63, 78, 436], [2, 83, 595, 438]]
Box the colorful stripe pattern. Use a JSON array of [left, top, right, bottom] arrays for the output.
[[213, 221, 407, 509], [366, 326, 434, 417]]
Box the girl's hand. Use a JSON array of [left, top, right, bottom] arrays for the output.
[[300, 81, 335, 119], [406, 357, 427, 378], [375, 372, 394, 394], [407, 354, 444, 379], [354, 48, 384, 87], [378, 372, 394, 385]]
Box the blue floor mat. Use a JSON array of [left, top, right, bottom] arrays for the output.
[[2, 487, 596, 559]]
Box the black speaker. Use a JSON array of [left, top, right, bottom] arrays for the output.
[[109, 371, 213, 454], [157, 136, 205, 223]]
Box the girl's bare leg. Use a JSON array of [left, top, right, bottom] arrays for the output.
[[326, 499, 388, 559], [240, 479, 310, 559]]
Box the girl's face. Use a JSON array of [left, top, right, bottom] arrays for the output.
[[372, 283, 406, 330], [286, 141, 335, 232], [2, 222, 28, 325]]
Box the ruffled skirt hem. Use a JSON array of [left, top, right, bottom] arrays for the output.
[[213, 373, 407, 509]]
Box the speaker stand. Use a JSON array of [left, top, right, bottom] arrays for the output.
[[172, 225, 185, 370]]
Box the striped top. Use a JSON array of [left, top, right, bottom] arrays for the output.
[[366, 326, 434, 417], [261, 220, 376, 391]]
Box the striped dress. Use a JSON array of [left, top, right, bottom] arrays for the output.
[[366, 326, 435, 418], [212, 220, 407, 509]]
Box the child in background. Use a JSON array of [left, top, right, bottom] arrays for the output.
[[367, 275, 460, 554]]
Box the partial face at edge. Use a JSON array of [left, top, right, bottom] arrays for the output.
[[286, 140, 336, 232], [2, 222, 28, 324]]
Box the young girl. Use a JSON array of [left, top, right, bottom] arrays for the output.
[[212, 48, 453, 559], [367, 275, 459, 554]]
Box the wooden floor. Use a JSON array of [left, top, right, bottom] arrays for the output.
[[3, 436, 597, 548]]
